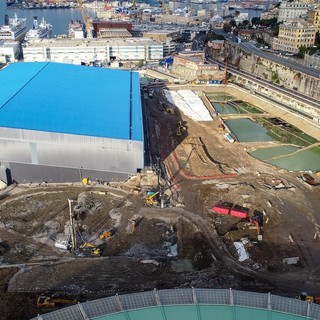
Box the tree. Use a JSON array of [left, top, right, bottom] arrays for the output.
[[296, 45, 318, 59], [315, 31, 320, 47], [251, 17, 260, 25]]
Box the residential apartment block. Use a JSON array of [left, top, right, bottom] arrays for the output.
[[278, 1, 311, 22], [307, 7, 320, 32], [272, 19, 316, 53]]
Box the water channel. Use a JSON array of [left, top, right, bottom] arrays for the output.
[[209, 92, 320, 172]]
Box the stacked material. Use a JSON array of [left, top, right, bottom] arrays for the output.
[[163, 89, 212, 121]]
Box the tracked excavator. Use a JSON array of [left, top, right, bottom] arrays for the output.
[[146, 191, 160, 206], [100, 229, 114, 240], [80, 242, 101, 255]]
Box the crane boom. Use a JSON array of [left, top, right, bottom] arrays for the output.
[[77, 0, 93, 38]]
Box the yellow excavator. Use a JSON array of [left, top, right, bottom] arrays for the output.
[[99, 229, 114, 240], [80, 242, 101, 255], [295, 292, 314, 303], [37, 294, 77, 308], [146, 191, 160, 206]]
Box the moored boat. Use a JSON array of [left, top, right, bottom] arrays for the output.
[[0, 13, 27, 41], [25, 16, 52, 40]]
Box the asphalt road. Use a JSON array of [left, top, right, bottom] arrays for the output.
[[213, 28, 320, 79], [206, 57, 320, 109]]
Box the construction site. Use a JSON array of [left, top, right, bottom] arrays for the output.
[[0, 83, 320, 320]]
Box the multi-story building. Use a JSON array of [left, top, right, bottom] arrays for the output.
[[260, 8, 279, 20], [307, 7, 320, 32], [304, 52, 320, 68], [143, 30, 180, 55], [277, 1, 311, 22], [22, 38, 163, 64], [171, 51, 223, 81], [272, 19, 316, 53], [0, 40, 20, 63]]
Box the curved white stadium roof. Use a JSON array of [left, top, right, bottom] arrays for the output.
[[31, 288, 320, 320]]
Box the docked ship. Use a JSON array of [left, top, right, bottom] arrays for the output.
[[6, 0, 15, 6], [0, 14, 27, 41], [25, 17, 52, 40], [69, 20, 85, 39]]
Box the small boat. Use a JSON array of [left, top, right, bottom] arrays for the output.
[[25, 16, 52, 40], [6, 0, 15, 6]]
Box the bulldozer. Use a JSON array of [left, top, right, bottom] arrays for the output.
[[37, 294, 77, 308]]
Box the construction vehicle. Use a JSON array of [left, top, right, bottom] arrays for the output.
[[99, 229, 114, 240], [146, 191, 160, 206], [294, 292, 320, 304], [212, 203, 263, 240], [82, 177, 90, 185], [77, 0, 93, 38], [80, 242, 101, 255], [249, 210, 263, 241], [295, 292, 314, 303], [37, 294, 77, 308], [175, 121, 187, 137], [160, 102, 174, 114]]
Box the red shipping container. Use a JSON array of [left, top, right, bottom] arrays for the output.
[[212, 204, 232, 215], [230, 206, 249, 219]]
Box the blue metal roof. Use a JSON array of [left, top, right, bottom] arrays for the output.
[[0, 62, 143, 141]]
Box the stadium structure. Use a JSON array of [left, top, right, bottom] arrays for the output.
[[31, 288, 320, 320], [0, 62, 144, 183]]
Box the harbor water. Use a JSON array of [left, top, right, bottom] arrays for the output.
[[1, 0, 263, 37], [0, 2, 93, 36]]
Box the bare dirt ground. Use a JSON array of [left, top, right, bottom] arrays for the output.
[[0, 85, 320, 320]]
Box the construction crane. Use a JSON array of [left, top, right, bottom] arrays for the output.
[[77, 0, 93, 38]]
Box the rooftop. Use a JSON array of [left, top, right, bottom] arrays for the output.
[[143, 29, 179, 34], [30, 288, 320, 320], [25, 37, 162, 48], [0, 62, 143, 141]]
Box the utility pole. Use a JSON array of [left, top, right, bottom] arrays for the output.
[[68, 199, 77, 251]]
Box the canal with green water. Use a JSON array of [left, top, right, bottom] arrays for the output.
[[207, 91, 320, 172]]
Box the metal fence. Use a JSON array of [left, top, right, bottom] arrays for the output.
[[31, 288, 320, 320]]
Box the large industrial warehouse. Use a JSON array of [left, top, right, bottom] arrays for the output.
[[0, 62, 144, 183]]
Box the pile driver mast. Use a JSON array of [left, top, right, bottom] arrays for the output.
[[77, 0, 93, 38]]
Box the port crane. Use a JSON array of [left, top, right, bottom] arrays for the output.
[[77, 0, 93, 38]]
